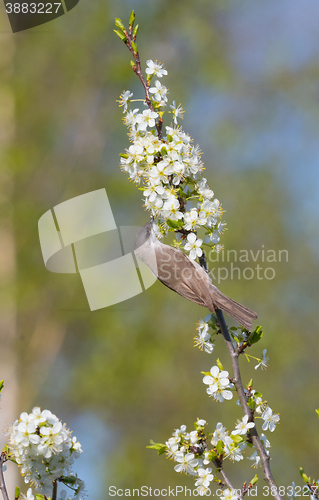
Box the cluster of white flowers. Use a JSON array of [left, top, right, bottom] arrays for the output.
[[119, 59, 225, 260], [165, 420, 216, 496], [164, 419, 260, 498], [163, 404, 278, 496], [7, 407, 84, 498], [194, 317, 214, 353], [203, 365, 234, 402]]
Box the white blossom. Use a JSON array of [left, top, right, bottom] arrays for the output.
[[223, 436, 246, 462], [184, 233, 203, 260], [124, 108, 139, 128], [195, 467, 214, 496], [203, 366, 233, 402], [205, 232, 220, 244], [21, 488, 35, 500], [165, 437, 180, 459], [220, 488, 240, 500], [194, 320, 214, 353], [197, 419, 206, 426], [231, 415, 255, 436], [196, 178, 214, 200], [146, 59, 168, 78], [174, 452, 198, 474], [211, 422, 228, 446], [149, 80, 168, 103], [161, 195, 183, 221], [136, 109, 158, 131], [261, 407, 280, 432], [183, 209, 204, 231], [255, 349, 269, 370], [170, 101, 184, 125], [118, 90, 133, 112], [247, 450, 260, 468]]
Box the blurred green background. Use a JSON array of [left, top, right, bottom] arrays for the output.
[[1, 0, 319, 497]]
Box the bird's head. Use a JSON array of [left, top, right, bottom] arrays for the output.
[[134, 218, 156, 250]]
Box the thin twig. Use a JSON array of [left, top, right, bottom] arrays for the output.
[[215, 462, 243, 498], [123, 28, 163, 139], [215, 309, 283, 500], [0, 453, 9, 500]]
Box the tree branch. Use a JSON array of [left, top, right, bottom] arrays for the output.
[[214, 461, 243, 498], [52, 479, 58, 500], [215, 309, 283, 500], [0, 453, 9, 500]]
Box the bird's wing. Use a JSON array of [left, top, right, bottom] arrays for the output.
[[155, 244, 215, 310]]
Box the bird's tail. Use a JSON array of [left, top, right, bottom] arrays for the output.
[[211, 287, 258, 330]]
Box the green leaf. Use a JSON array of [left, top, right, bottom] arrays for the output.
[[247, 398, 256, 411], [114, 30, 127, 43], [300, 467, 310, 483], [35, 495, 46, 500], [161, 146, 168, 156], [248, 326, 263, 345], [115, 18, 126, 32], [61, 475, 77, 485], [0, 380, 3, 393], [166, 219, 183, 230], [131, 41, 138, 54], [146, 440, 167, 455], [232, 434, 244, 445], [250, 474, 259, 486], [119, 153, 128, 158], [14, 487, 20, 500], [167, 134, 173, 143], [216, 439, 224, 455], [315, 409, 319, 418], [130, 60, 136, 68], [216, 358, 223, 371], [133, 24, 139, 38], [129, 10, 135, 27]]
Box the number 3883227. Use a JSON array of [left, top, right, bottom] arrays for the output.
[[5, 3, 62, 14]]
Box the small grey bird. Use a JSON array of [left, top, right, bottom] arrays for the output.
[[135, 220, 257, 330]]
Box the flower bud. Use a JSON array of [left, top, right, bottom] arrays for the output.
[[114, 30, 127, 43], [115, 18, 126, 33]]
